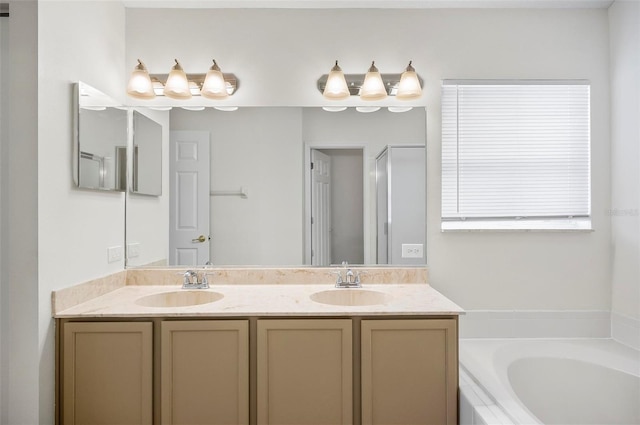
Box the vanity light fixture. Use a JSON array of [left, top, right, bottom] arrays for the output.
[[181, 106, 205, 111], [322, 106, 348, 112], [201, 60, 229, 99], [214, 106, 239, 112], [322, 61, 350, 100], [164, 59, 192, 100], [395, 61, 422, 100], [360, 62, 387, 101], [316, 61, 423, 100], [126, 59, 156, 100], [126, 59, 239, 100], [356, 106, 381, 113], [387, 106, 413, 113], [80, 106, 107, 111]]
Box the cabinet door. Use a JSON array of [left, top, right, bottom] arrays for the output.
[[361, 319, 458, 425], [257, 319, 353, 425], [62, 321, 153, 425], [161, 320, 249, 425]]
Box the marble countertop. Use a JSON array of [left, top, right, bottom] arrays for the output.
[[53, 283, 464, 318]]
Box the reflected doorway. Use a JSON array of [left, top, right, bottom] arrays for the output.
[[308, 148, 364, 266]]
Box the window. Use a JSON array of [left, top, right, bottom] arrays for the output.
[[441, 80, 591, 231]]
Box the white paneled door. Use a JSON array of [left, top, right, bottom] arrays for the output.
[[169, 131, 211, 266], [311, 149, 331, 266]]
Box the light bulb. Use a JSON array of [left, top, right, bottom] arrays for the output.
[[359, 61, 387, 101], [201, 60, 228, 100], [323, 60, 350, 100], [163, 59, 192, 100], [126, 59, 155, 100], [396, 61, 422, 100]]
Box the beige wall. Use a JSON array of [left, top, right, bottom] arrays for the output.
[[127, 7, 612, 311], [609, 0, 640, 321], [37, 2, 127, 420], [0, 14, 6, 422], [2, 3, 39, 422]]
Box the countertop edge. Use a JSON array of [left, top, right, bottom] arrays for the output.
[[53, 283, 465, 319]]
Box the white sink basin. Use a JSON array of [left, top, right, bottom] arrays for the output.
[[309, 289, 392, 307], [135, 291, 224, 308]]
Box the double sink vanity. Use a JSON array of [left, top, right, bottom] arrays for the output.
[[53, 267, 463, 425]]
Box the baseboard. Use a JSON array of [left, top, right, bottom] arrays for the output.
[[612, 312, 640, 350]]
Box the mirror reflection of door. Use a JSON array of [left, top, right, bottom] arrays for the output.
[[169, 131, 211, 266], [310, 148, 364, 266], [311, 150, 331, 266]]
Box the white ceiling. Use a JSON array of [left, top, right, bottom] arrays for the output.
[[122, 0, 615, 9]]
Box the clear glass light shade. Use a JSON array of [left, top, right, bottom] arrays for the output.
[[163, 60, 192, 100], [323, 61, 350, 100], [127, 60, 155, 100], [396, 62, 422, 100], [201, 60, 228, 99], [359, 62, 387, 101]]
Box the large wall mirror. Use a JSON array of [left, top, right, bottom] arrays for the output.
[[74, 81, 128, 191], [125, 107, 426, 268]]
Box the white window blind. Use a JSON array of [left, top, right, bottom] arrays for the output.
[[441, 81, 591, 223]]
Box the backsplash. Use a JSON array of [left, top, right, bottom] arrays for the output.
[[126, 267, 428, 286], [52, 270, 128, 313]]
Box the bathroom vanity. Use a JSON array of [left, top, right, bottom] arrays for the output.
[[53, 272, 463, 425]]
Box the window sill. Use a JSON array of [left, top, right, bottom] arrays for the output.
[[441, 218, 593, 232]]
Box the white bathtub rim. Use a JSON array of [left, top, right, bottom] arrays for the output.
[[460, 338, 640, 425], [460, 344, 540, 425]]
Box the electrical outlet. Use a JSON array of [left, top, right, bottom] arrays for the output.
[[107, 246, 123, 263], [401, 243, 423, 258], [127, 242, 141, 259]]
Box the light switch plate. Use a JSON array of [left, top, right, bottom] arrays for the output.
[[402, 243, 423, 258], [107, 246, 123, 263], [127, 242, 141, 259]]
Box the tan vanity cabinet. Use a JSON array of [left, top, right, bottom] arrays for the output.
[[361, 319, 458, 425], [61, 321, 153, 425], [160, 320, 249, 425], [59, 316, 458, 425], [256, 319, 353, 425]]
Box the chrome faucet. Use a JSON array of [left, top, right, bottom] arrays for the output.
[[331, 262, 362, 288], [180, 269, 211, 289]]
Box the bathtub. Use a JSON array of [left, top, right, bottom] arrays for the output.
[[459, 339, 640, 425]]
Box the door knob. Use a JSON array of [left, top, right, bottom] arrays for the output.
[[192, 235, 207, 243]]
